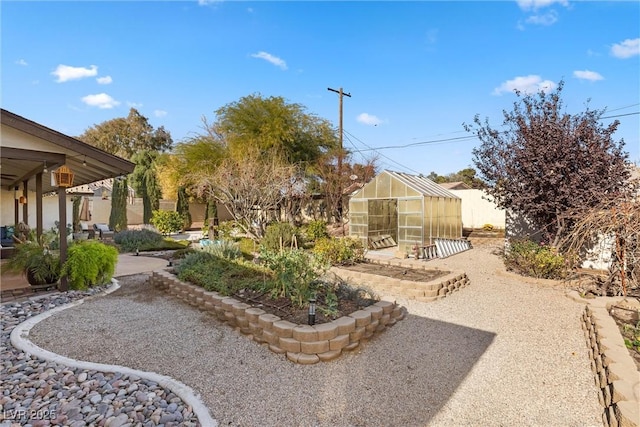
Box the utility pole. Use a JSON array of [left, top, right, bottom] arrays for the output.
[[327, 87, 351, 235]]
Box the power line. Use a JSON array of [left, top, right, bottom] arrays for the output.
[[343, 129, 422, 175]]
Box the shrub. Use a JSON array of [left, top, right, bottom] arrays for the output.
[[305, 220, 329, 241], [150, 210, 184, 235], [217, 221, 240, 240], [261, 222, 304, 252], [259, 249, 326, 307], [176, 252, 272, 295], [313, 237, 365, 265], [202, 239, 241, 260], [114, 229, 164, 252], [504, 239, 568, 279], [482, 223, 494, 231], [62, 240, 118, 290], [172, 247, 198, 259]]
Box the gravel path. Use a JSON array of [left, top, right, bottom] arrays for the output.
[[28, 243, 602, 426]]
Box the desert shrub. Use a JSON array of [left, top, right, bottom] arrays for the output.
[[202, 239, 241, 260], [305, 220, 329, 241], [150, 210, 184, 235], [217, 221, 241, 240], [62, 240, 118, 290], [238, 237, 256, 260], [504, 239, 568, 279], [313, 237, 365, 265], [261, 222, 304, 252], [260, 249, 327, 307], [114, 229, 164, 252], [176, 252, 272, 295], [172, 247, 198, 259]]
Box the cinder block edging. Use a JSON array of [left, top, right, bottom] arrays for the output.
[[568, 291, 640, 427], [150, 270, 407, 365]]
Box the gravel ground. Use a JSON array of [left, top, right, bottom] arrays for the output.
[[28, 242, 602, 427]]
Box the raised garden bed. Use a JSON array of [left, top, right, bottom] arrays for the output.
[[149, 270, 407, 365]]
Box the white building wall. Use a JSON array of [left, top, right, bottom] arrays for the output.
[[0, 188, 73, 230], [449, 189, 505, 230]]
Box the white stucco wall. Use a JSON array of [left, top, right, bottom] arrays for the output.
[[1, 188, 73, 230], [449, 189, 505, 230]]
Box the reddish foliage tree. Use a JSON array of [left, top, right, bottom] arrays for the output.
[[465, 81, 631, 246]]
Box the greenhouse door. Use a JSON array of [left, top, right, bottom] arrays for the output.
[[367, 199, 398, 245]]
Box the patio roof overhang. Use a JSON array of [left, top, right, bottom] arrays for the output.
[[1, 109, 135, 193]]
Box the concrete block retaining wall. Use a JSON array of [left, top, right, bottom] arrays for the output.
[[330, 264, 469, 303], [149, 270, 407, 365], [581, 304, 640, 427]]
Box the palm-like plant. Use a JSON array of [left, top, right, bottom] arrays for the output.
[[6, 241, 61, 286]]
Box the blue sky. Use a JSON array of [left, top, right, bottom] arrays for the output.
[[2, 1, 639, 176]]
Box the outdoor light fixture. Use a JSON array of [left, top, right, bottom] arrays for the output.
[[18, 196, 27, 204], [43, 161, 48, 173], [135, 247, 139, 256], [308, 298, 316, 326], [53, 165, 75, 188], [83, 156, 87, 167]]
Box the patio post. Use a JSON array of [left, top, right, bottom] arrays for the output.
[[36, 172, 43, 241], [58, 186, 68, 291]]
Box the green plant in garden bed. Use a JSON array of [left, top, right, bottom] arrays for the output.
[[114, 229, 164, 252], [5, 241, 61, 286], [504, 239, 568, 279], [176, 252, 273, 295], [259, 248, 327, 307], [312, 236, 365, 266], [62, 240, 119, 290], [304, 220, 329, 242], [261, 222, 305, 252], [201, 239, 242, 260]]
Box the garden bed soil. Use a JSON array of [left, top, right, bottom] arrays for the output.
[[230, 288, 373, 325], [337, 262, 450, 283]]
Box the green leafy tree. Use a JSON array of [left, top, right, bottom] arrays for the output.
[[78, 108, 172, 160], [211, 93, 338, 166], [464, 81, 630, 246], [176, 186, 192, 232], [130, 150, 162, 224], [426, 168, 486, 188], [109, 177, 128, 232]]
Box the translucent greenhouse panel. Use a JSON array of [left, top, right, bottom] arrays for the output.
[[367, 199, 398, 242], [406, 186, 420, 197], [362, 180, 377, 199], [391, 177, 407, 198], [376, 173, 391, 198]]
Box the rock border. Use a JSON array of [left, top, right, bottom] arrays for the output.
[[331, 262, 469, 302], [566, 290, 640, 427], [9, 279, 217, 427], [150, 270, 407, 365]]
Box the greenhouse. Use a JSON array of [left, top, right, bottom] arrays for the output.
[[349, 170, 462, 253]]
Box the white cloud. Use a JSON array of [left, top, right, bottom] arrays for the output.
[[357, 113, 383, 126], [198, 0, 223, 6], [516, 0, 568, 11], [81, 93, 120, 109], [493, 75, 557, 95], [573, 70, 604, 82], [251, 51, 287, 70], [52, 64, 98, 83], [611, 38, 640, 59], [15, 59, 28, 66], [525, 10, 558, 26], [96, 76, 113, 85], [154, 110, 168, 118], [127, 101, 143, 108]]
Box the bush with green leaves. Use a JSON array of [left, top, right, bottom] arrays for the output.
[[62, 240, 119, 290], [261, 222, 304, 252], [216, 221, 241, 240], [202, 239, 241, 260], [259, 249, 327, 307], [114, 228, 164, 252], [305, 220, 328, 241], [312, 236, 365, 266], [504, 239, 568, 279], [150, 210, 184, 235], [176, 251, 272, 295]]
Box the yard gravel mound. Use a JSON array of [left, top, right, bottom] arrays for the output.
[[29, 243, 602, 427]]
